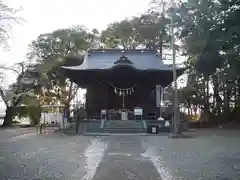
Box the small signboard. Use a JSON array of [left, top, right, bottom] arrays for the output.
[[152, 127, 157, 133], [101, 109, 106, 114], [134, 107, 143, 116]]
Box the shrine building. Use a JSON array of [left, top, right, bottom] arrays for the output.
[[61, 49, 184, 121]]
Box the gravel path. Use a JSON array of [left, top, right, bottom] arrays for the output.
[[0, 129, 239, 180]]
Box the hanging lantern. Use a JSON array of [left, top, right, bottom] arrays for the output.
[[114, 87, 117, 94]]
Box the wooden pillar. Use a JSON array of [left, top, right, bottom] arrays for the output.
[[85, 86, 89, 119], [105, 84, 108, 109], [104, 84, 108, 120]]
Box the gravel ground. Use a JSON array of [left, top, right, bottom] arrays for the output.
[[143, 129, 240, 180], [0, 129, 239, 180]]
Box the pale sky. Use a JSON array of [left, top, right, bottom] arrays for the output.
[[0, 0, 151, 111], [1, 0, 151, 66]]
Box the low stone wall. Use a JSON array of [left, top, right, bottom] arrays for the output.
[[145, 120, 169, 127], [145, 120, 170, 133], [78, 120, 102, 133]]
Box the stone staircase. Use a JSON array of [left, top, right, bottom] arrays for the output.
[[103, 120, 146, 133]]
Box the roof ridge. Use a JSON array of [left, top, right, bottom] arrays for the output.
[[88, 49, 158, 53]]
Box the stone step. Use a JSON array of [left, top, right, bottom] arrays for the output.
[[104, 122, 143, 127], [103, 120, 145, 133], [103, 128, 145, 133], [105, 120, 142, 123], [104, 124, 143, 128], [106, 120, 142, 122], [106, 121, 141, 123], [104, 122, 142, 125], [105, 122, 141, 125]]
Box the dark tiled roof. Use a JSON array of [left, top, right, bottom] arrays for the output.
[[61, 49, 184, 71]]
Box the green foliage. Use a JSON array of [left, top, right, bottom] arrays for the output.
[[26, 26, 92, 106], [17, 106, 41, 125], [28, 27, 89, 88], [174, 0, 240, 120], [101, 11, 170, 51], [28, 106, 41, 125], [195, 52, 224, 76]]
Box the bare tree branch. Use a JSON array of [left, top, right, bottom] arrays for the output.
[[0, 1, 24, 50]]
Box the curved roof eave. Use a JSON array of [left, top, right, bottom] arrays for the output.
[[60, 64, 186, 72]]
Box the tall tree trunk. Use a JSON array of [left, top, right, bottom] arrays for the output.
[[190, 106, 193, 116], [194, 105, 197, 116], [237, 77, 240, 106], [199, 75, 210, 124], [203, 76, 209, 113], [187, 102, 191, 115], [223, 83, 231, 122], [213, 75, 220, 115], [64, 103, 70, 119], [234, 80, 237, 109], [159, 36, 163, 59], [2, 106, 15, 127]]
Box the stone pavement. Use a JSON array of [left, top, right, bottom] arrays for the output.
[[0, 129, 239, 179], [0, 128, 37, 142], [92, 136, 162, 180], [0, 127, 57, 143]]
